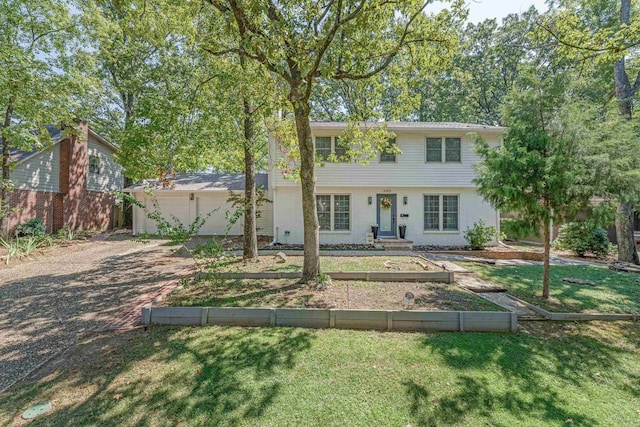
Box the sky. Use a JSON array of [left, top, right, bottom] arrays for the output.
[[426, 0, 548, 23]]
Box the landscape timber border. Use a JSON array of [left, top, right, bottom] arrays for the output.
[[141, 306, 518, 333]]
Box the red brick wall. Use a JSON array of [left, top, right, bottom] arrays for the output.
[[6, 189, 57, 234], [6, 122, 117, 235], [5, 188, 116, 235]]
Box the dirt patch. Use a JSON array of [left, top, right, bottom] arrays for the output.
[[206, 255, 432, 273], [164, 278, 502, 312]]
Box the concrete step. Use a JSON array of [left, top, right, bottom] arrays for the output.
[[374, 238, 413, 251]]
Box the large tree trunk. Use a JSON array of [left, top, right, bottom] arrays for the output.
[[292, 98, 320, 282], [613, 0, 639, 263], [616, 201, 639, 263], [242, 97, 258, 261], [0, 97, 15, 234], [542, 215, 551, 299]]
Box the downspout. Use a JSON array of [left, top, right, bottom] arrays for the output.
[[271, 186, 278, 245]]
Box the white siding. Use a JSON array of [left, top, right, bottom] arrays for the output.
[[271, 129, 502, 188], [11, 145, 60, 192], [273, 186, 498, 246], [86, 137, 124, 192]]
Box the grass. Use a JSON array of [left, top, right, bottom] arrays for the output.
[[165, 278, 502, 311], [461, 263, 640, 313], [2, 323, 639, 426], [207, 255, 430, 273]]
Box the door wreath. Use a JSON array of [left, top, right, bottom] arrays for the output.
[[380, 197, 392, 209]]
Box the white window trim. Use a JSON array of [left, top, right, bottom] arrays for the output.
[[379, 137, 398, 163], [317, 193, 352, 232], [315, 136, 349, 162], [422, 193, 460, 233], [425, 137, 463, 164]]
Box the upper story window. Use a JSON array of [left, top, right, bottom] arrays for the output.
[[315, 136, 348, 162], [315, 137, 332, 161], [426, 137, 462, 163], [89, 155, 101, 174], [380, 138, 397, 162]]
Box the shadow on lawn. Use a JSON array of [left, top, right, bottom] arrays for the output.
[[408, 325, 639, 425], [475, 264, 640, 313], [2, 326, 314, 425]]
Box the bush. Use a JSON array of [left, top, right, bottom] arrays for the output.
[[500, 218, 535, 241], [554, 222, 609, 258], [15, 218, 46, 237], [464, 220, 502, 250]]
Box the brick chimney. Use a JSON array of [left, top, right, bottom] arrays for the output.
[[59, 121, 89, 195]]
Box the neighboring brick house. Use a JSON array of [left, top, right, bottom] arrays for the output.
[[3, 121, 124, 235]]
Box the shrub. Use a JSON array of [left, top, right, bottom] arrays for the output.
[[15, 218, 46, 237], [500, 218, 535, 241], [554, 222, 609, 258], [464, 220, 503, 250]]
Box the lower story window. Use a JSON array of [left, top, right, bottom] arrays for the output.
[[423, 195, 459, 231], [316, 194, 350, 231]]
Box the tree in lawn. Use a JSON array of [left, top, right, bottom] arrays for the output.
[[474, 71, 591, 299], [0, 0, 90, 232], [543, 0, 640, 264], [206, 0, 463, 282], [84, 1, 274, 260]]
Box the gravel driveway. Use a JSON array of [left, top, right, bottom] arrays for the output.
[[0, 238, 193, 392]]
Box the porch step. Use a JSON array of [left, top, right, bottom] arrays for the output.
[[374, 238, 413, 251]]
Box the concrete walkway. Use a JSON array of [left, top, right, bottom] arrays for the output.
[[0, 238, 193, 393]]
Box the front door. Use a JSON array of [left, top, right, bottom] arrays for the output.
[[377, 194, 397, 238]]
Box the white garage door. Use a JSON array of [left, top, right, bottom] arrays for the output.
[[142, 194, 191, 234], [197, 194, 243, 235]]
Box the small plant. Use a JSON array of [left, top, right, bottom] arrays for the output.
[[56, 226, 78, 241], [554, 222, 610, 258], [0, 235, 52, 264], [315, 273, 332, 290], [15, 218, 46, 237], [464, 220, 502, 250], [193, 237, 225, 259]]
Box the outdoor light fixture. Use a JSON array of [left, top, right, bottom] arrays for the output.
[[190, 193, 194, 201], [403, 196, 408, 205], [368, 196, 372, 205]]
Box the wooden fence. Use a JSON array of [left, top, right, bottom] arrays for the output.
[[141, 306, 518, 332], [220, 271, 454, 283]]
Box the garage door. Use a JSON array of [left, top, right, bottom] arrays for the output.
[[142, 194, 191, 234], [197, 195, 243, 235]]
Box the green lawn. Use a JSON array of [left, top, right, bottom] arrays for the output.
[[462, 263, 640, 313], [2, 324, 639, 426]]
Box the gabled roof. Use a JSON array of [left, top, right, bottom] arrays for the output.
[[310, 121, 506, 133], [124, 173, 269, 192], [1, 125, 116, 164], [2, 125, 64, 163]]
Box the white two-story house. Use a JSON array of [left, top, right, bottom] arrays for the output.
[[128, 121, 504, 247], [269, 121, 504, 246]]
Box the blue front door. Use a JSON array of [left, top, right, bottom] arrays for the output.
[[377, 194, 397, 237]]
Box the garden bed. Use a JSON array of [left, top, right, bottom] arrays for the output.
[[164, 278, 501, 312], [206, 255, 433, 273]]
